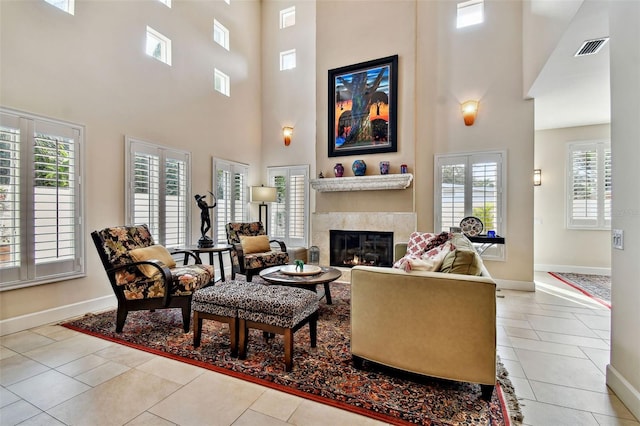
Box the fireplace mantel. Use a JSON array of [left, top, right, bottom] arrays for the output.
[[309, 174, 413, 192]]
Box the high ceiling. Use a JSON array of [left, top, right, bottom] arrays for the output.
[[528, 0, 610, 130]]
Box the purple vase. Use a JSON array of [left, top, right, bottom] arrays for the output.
[[334, 163, 344, 177], [379, 161, 390, 175]]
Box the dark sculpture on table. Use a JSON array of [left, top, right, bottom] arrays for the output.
[[195, 192, 216, 248]]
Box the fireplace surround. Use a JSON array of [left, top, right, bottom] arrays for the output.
[[329, 230, 393, 268]]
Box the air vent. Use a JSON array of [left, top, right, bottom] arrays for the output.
[[575, 37, 609, 57]]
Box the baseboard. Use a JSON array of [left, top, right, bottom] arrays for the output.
[[607, 364, 640, 421], [0, 295, 117, 336], [494, 279, 535, 292], [535, 263, 611, 276]]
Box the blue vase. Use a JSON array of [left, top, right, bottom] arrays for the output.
[[352, 160, 367, 176]]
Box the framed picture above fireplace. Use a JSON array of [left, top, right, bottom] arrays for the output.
[[328, 55, 398, 157]]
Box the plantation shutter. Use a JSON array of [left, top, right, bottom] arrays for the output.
[[127, 138, 190, 247], [0, 113, 21, 282], [268, 165, 309, 247], [567, 141, 611, 229], [436, 157, 466, 233], [213, 159, 248, 244]]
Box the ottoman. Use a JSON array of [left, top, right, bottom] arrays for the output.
[[236, 284, 319, 371], [192, 282, 254, 356]]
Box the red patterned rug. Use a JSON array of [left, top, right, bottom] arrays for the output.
[[62, 282, 521, 425]]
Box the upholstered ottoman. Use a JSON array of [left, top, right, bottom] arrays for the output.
[[236, 284, 319, 371], [192, 282, 251, 356]]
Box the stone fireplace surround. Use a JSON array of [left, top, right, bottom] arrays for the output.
[[311, 212, 417, 270]]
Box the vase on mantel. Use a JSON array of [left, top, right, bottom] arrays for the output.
[[334, 163, 344, 177], [352, 159, 367, 176]]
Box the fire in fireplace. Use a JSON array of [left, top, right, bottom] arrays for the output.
[[329, 230, 393, 268]]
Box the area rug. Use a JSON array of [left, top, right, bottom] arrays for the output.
[[549, 272, 611, 309], [62, 282, 522, 425]]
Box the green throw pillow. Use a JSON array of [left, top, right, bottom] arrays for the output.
[[440, 249, 482, 276]]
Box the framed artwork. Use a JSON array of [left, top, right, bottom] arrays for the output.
[[328, 55, 398, 157]]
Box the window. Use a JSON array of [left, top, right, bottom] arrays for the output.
[[280, 6, 296, 29], [280, 49, 296, 71], [44, 0, 74, 15], [457, 0, 484, 28], [435, 151, 505, 259], [157, 0, 171, 7], [214, 68, 230, 96], [126, 137, 190, 247], [213, 19, 230, 50], [0, 108, 85, 291], [213, 159, 248, 244], [268, 165, 309, 248], [146, 26, 172, 66], [567, 141, 611, 229]]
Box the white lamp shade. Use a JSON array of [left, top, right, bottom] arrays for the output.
[[251, 186, 277, 203]]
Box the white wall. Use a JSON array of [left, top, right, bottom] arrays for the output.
[[0, 0, 262, 322], [607, 0, 640, 419], [534, 124, 611, 274]]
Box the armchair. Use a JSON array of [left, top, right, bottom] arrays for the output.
[[225, 222, 289, 282], [92, 224, 214, 333]]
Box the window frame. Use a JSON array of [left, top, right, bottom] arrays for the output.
[[566, 140, 611, 230], [125, 137, 191, 248], [0, 107, 85, 291], [457, 0, 484, 29], [146, 26, 172, 66], [44, 0, 75, 15], [214, 68, 230, 96], [279, 6, 296, 29], [434, 150, 506, 260], [213, 158, 249, 244], [213, 19, 230, 51], [279, 49, 296, 71], [267, 165, 309, 248]]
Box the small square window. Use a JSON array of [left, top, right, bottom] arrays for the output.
[[214, 69, 230, 96], [224, 0, 230, 4], [213, 19, 230, 50], [280, 49, 296, 71], [280, 6, 296, 29], [157, 0, 171, 7], [44, 0, 74, 15], [146, 26, 172, 66], [457, 0, 484, 29]]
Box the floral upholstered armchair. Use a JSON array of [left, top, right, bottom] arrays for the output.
[[225, 222, 289, 282], [92, 224, 214, 333]]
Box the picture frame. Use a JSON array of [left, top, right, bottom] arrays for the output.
[[328, 55, 398, 157]]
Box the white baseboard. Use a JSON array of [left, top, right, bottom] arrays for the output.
[[0, 295, 117, 336], [607, 364, 640, 421], [494, 279, 535, 292], [535, 263, 611, 276]]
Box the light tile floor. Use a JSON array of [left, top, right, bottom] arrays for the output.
[[1, 272, 638, 425]]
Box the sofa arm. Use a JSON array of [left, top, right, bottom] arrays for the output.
[[394, 243, 408, 262]]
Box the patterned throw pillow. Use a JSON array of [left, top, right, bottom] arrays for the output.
[[393, 232, 453, 271], [405, 232, 436, 256]]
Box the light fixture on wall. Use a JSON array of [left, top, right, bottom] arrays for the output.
[[533, 169, 542, 186], [461, 100, 479, 126], [283, 126, 293, 146], [250, 185, 277, 233]]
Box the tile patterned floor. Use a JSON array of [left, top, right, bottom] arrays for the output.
[[1, 272, 638, 425]]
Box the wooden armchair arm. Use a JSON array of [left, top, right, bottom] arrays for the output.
[[270, 239, 287, 252], [106, 260, 172, 306], [170, 249, 202, 265]]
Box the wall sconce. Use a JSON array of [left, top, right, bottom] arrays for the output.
[[283, 126, 293, 146], [251, 185, 277, 233], [461, 100, 479, 126], [533, 169, 542, 186]]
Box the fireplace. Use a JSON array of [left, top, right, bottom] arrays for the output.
[[330, 230, 393, 268]]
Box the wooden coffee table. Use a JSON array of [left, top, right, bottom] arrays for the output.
[[259, 265, 342, 304]]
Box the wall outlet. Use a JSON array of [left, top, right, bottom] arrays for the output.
[[612, 229, 624, 250]]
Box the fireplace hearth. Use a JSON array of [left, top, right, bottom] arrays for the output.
[[330, 230, 393, 268]]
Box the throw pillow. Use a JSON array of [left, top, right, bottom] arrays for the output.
[[240, 235, 271, 254], [405, 232, 436, 257], [400, 240, 453, 272], [129, 245, 177, 278], [439, 249, 482, 276]]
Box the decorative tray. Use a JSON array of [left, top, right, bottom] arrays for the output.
[[459, 216, 484, 237], [279, 264, 322, 276]]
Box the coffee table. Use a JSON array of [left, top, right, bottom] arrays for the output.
[[259, 265, 342, 304]]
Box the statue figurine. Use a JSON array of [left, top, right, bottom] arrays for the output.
[[195, 192, 216, 248]]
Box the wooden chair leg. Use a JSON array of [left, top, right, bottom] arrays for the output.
[[115, 307, 128, 333], [238, 318, 248, 359], [284, 328, 294, 372], [229, 317, 239, 357], [181, 305, 191, 333], [193, 311, 202, 348]]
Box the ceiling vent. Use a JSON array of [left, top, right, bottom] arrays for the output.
[[575, 37, 609, 57]]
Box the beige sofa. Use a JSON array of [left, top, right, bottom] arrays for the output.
[[350, 235, 497, 399]]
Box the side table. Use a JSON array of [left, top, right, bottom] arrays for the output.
[[172, 244, 234, 282]]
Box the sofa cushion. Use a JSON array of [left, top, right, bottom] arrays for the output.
[[440, 249, 482, 275], [129, 245, 176, 278], [240, 235, 271, 254]]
